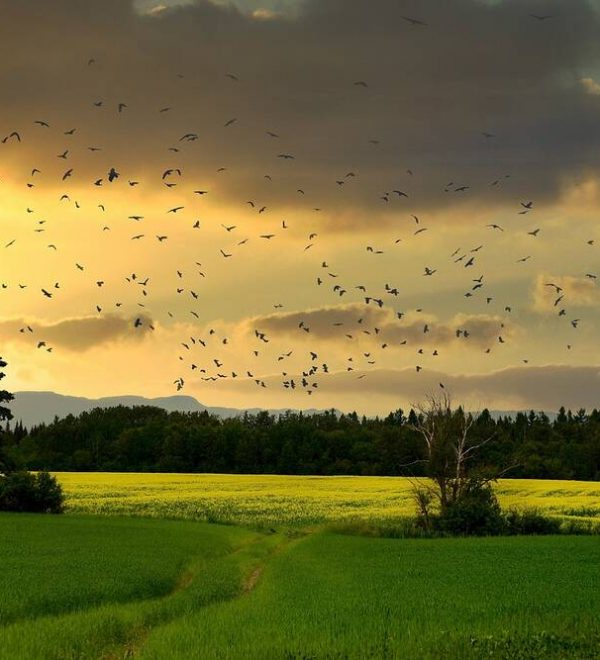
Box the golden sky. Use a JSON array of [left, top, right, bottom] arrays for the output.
[[2, 0, 600, 414]]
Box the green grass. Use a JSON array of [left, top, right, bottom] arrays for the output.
[[2, 512, 600, 658], [140, 533, 600, 659], [0, 513, 252, 626], [0, 513, 273, 659]]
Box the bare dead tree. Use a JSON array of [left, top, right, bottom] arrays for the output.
[[407, 392, 496, 513]]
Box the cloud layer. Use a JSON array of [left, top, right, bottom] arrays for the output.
[[0, 315, 153, 351], [2, 0, 600, 226], [247, 303, 513, 348], [200, 364, 600, 414], [532, 273, 600, 311]]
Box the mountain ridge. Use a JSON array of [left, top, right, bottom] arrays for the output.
[[6, 391, 557, 429], [7, 391, 337, 428]]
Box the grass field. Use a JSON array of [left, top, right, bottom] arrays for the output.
[[4, 474, 600, 657], [1, 513, 599, 659], [56, 472, 600, 528], [141, 533, 600, 659], [0, 513, 276, 659], [0, 514, 254, 627]]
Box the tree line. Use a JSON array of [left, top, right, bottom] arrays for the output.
[[1, 404, 599, 479]]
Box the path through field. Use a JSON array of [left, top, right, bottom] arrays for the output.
[[2, 513, 600, 659]]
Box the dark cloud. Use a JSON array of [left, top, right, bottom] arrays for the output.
[[247, 303, 513, 348], [203, 364, 600, 414], [2, 0, 600, 229], [0, 314, 153, 351], [313, 365, 600, 413]]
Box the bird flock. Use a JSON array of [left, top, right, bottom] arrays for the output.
[[0, 11, 595, 400]]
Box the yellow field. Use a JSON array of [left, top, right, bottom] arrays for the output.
[[54, 473, 600, 528]]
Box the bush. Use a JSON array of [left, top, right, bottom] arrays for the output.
[[413, 481, 570, 537], [503, 509, 562, 535], [0, 471, 64, 513], [433, 482, 505, 536]]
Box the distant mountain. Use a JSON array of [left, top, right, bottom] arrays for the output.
[[8, 391, 335, 428], [6, 391, 557, 429]]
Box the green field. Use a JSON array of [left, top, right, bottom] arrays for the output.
[[141, 534, 600, 659], [1, 513, 600, 659], [57, 472, 600, 529], [3, 474, 600, 658], [0, 513, 277, 659]]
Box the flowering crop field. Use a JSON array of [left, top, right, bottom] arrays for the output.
[[55, 473, 600, 528]]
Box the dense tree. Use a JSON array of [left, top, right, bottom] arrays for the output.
[[2, 400, 600, 480]]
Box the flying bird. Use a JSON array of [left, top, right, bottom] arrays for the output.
[[402, 16, 427, 26]]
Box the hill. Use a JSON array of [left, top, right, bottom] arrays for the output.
[[9, 391, 332, 428]]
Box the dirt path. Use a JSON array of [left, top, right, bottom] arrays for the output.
[[102, 529, 306, 659]]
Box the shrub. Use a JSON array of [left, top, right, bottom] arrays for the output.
[[0, 471, 64, 513], [503, 509, 561, 535], [434, 482, 505, 536]]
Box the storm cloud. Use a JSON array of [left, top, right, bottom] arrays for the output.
[[2, 0, 600, 229]]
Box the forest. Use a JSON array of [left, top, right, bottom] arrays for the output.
[[1, 405, 599, 480]]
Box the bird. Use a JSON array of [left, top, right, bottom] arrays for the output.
[[2, 131, 21, 143], [402, 16, 427, 26]]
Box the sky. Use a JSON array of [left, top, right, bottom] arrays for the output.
[[1, 0, 600, 415]]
